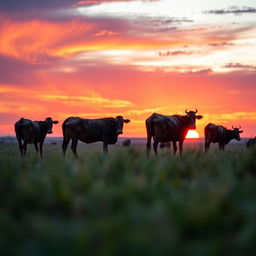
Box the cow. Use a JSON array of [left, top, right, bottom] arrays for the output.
[[14, 117, 59, 157], [159, 142, 171, 149], [122, 139, 131, 147], [204, 123, 243, 151], [146, 109, 203, 157], [62, 116, 130, 157], [246, 137, 256, 148]]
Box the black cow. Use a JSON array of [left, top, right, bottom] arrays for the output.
[[246, 137, 256, 148], [14, 117, 59, 157], [159, 142, 171, 149], [62, 116, 130, 157], [146, 109, 203, 156], [204, 123, 243, 151], [122, 139, 131, 147]]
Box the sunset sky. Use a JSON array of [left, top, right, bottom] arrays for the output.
[[0, 0, 255, 137]]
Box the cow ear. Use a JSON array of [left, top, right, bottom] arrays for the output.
[[53, 120, 59, 124], [124, 119, 130, 123], [239, 130, 243, 133], [196, 115, 203, 120]]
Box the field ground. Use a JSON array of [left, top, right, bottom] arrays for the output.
[[0, 140, 256, 255]]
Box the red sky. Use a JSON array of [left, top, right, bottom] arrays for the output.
[[0, 0, 256, 137]]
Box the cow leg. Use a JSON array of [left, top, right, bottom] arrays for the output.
[[219, 143, 224, 151], [146, 136, 152, 158], [23, 142, 27, 156], [205, 140, 210, 152], [62, 137, 70, 156], [172, 141, 177, 155], [103, 142, 108, 153], [71, 138, 78, 158], [17, 138, 24, 156], [153, 140, 159, 155], [34, 142, 39, 154], [178, 140, 183, 155], [39, 141, 44, 158]]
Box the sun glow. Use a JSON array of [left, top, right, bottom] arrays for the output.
[[186, 130, 200, 139]]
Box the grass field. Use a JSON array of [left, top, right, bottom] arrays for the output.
[[0, 140, 256, 255]]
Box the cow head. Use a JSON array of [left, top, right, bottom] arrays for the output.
[[182, 109, 203, 129], [39, 117, 59, 134], [115, 116, 130, 135], [232, 126, 243, 141]]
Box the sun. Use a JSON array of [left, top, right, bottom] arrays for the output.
[[186, 130, 200, 139]]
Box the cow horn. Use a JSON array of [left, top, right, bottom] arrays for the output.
[[238, 125, 241, 129], [232, 126, 234, 129], [195, 108, 198, 113], [185, 109, 188, 114]]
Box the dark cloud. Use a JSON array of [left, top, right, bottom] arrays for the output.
[[73, 0, 160, 7], [208, 42, 235, 47], [205, 6, 256, 15], [0, 0, 76, 12], [190, 69, 213, 75], [159, 50, 193, 56], [151, 17, 193, 24], [0, 1, 76, 21], [224, 62, 256, 70], [144, 17, 192, 33], [0, 0, 160, 12]]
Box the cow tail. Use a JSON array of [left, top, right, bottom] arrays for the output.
[[15, 118, 24, 137], [204, 124, 210, 143], [146, 117, 155, 138], [62, 120, 67, 138], [145, 118, 153, 157]]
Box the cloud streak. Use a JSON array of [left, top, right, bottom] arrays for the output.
[[223, 62, 256, 70], [40, 94, 133, 108], [208, 42, 235, 47], [205, 6, 256, 15], [159, 50, 193, 56]]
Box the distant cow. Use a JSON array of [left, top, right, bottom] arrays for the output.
[[204, 123, 243, 151], [122, 139, 131, 147], [247, 137, 256, 148], [14, 117, 59, 157], [62, 116, 130, 157], [146, 109, 203, 156], [159, 142, 171, 149]]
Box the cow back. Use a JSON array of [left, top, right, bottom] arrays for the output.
[[15, 118, 40, 143], [63, 117, 119, 144], [151, 114, 184, 141], [63, 117, 94, 142], [150, 115, 170, 141], [83, 118, 118, 143], [205, 124, 226, 142], [247, 137, 256, 148]]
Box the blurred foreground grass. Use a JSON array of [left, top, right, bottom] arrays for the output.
[[0, 142, 256, 255]]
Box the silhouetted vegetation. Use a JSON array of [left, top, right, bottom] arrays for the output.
[[0, 143, 256, 255]]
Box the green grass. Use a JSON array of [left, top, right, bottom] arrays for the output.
[[0, 142, 256, 255]]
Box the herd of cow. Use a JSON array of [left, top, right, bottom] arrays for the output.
[[14, 109, 255, 157]]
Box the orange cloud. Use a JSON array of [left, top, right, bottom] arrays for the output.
[[95, 30, 118, 36], [0, 18, 95, 62], [0, 15, 210, 64], [39, 94, 133, 108]]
